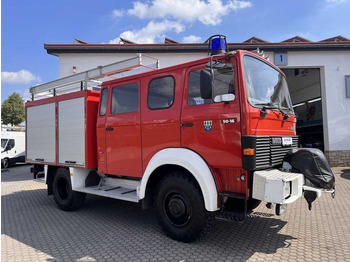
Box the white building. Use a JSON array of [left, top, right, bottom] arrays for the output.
[[44, 35, 350, 166]]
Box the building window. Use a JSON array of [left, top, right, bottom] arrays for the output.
[[148, 76, 175, 110], [111, 83, 139, 114]]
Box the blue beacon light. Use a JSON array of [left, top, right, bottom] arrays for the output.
[[209, 35, 228, 56]]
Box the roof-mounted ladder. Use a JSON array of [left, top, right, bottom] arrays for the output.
[[30, 53, 160, 100]]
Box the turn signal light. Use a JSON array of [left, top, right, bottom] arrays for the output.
[[243, 149, 255, 155]]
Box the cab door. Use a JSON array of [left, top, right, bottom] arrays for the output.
[[181, 60, 242, 168], [101, 81, 142, 177], [140, 73, 181, 170]]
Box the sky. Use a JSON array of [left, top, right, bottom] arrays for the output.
[[1, 0, 350, 102]]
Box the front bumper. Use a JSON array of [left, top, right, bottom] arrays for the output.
[[252, 169, 304, 204], [252, 168, 335, 205]]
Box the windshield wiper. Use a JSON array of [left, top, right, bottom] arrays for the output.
[[255, 102, 290, 120]]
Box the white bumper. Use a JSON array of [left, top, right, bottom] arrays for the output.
[[252, 169, 304, 204]]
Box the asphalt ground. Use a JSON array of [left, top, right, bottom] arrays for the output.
[[2, 164, 350, 262]]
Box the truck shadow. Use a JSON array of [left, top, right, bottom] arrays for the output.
[[340, 169, 350, 180], [1, 164, 33, 182], [2, 188, 295, 262]]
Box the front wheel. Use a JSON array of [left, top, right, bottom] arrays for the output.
[[53, 168, 86, 211], [155, 172, 214, 242], [2, 158, 10, 169]]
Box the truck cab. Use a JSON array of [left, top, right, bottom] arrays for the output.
[[96, 49, 296, 194]]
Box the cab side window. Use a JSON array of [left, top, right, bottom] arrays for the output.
[[148, 76, 175, 110], [99, 88, 109, 116], [8, 139, 15, 149], [111, 83, 139, 114], [188, 70, 213, 106], [188, 65, 235, 106]]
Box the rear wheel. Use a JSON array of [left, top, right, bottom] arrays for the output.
[[53, 168, 86, 211], [155, 171, 214, 242]]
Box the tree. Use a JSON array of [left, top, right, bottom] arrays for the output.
[[1, 92, 25, 126]]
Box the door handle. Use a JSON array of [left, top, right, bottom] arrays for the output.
[[105, 127, 114, 131], [180, 123, 194, 127]]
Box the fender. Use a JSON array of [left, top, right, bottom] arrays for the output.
[[139, 148, 219, 212]]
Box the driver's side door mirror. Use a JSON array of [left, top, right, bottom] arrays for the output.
[[200, 69, 213, 99]]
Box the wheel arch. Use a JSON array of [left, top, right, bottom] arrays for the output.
[[140, 148, 219, 212]]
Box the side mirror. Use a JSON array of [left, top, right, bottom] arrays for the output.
[[6, 145, 12, 151], [214, 94, 235, 103], [200, 69, 213, 99]]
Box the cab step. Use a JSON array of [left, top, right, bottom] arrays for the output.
[[74, 176, 140, 203]]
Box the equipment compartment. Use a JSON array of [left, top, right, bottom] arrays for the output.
[[26, 90, 100, 168], [26, 102, 56, 164]]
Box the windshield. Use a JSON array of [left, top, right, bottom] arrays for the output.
[[243, 55, 294, 113], [1, 139, 8, 148]]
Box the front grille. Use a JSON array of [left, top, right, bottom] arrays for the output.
[[255, 136, 298, 169], [255, 137, 271, 168]]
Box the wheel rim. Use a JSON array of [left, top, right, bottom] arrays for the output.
[[164, 191, 192, 227], [57, 177, 70, 200]]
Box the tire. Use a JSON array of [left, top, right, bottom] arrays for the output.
[[155, 171, 214, 242], [53, 168, 86, 211], [2, 158, 10, 169]]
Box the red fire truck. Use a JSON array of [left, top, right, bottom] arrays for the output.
[[26, 35, 335, 242]]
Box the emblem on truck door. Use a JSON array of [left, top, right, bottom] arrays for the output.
[[204, 120, 212, 132]]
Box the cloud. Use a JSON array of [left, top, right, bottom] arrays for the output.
[[1, 70, 41, 85], [109, 20, 185, 44], [109, 0, 252, 44], [111, 9, 124, 18], [126, 0, 252, 26], [182, 35, 202, 43]]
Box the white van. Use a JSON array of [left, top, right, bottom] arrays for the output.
[[1, 131, 25, 168]]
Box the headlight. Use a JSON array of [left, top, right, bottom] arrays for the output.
[[284, 181, 291, 198]]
